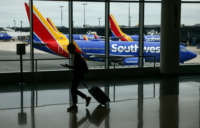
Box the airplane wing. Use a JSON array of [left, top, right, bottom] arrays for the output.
[[84, 52, 137, 64], [85, 53, 134, 58]]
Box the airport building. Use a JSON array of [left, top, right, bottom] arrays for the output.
[[0, 0, 200, 128]]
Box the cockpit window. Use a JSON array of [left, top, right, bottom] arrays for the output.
[[180, 46, 187, 52]]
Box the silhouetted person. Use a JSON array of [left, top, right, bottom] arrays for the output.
[[62, 43, 91, 113]]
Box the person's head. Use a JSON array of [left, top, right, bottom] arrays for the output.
[[67, 43, 76, 54]]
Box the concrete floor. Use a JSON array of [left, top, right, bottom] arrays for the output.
[[0, 76, 199, 128]]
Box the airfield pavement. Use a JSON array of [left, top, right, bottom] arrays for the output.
[[0, 41, 47, 53]]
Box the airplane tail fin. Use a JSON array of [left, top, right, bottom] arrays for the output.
[[94, 32, 99, 39], [46, 17, 62, 34], [24, 3, 82, 56], [83, 34, 88, 41], [109, 14, 133, 42]]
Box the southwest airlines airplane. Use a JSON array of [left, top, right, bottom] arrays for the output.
[[46, 17, 99, 41], [0, 32, 12, 40], [25, 3, 196, 65], [109, 14, 160, 42]]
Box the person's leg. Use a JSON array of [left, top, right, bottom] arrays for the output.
[[76, 88, 91, 107], [68, 77, 91, 112], [71, 79, 79, 105], [73, 77, 91, 107], [67, 79, 78, 112], [76, 78, 91, 107]]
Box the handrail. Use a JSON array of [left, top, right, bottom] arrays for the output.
[[0, 57, 68, 73], [0, 57, 68, 62]]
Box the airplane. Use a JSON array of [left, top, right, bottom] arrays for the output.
[[24, 3, 197, 65], [109, 14, 160, 42], [0, 32, 12, 41], [46, 17, 100, 41]]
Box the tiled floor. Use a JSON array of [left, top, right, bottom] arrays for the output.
[[0, 76, 200, 128]]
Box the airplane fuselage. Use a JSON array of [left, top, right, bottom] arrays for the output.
[[0, 33, 12, 40], [61, 40, 196, 63]]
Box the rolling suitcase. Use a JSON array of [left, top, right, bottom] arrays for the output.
[[82, 82, 110, 105]]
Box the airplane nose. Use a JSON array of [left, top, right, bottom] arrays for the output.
[[188, 51, 197, 59], [180, 50, 197, 62]]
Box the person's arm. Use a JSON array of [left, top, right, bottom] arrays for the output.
[[60, 63, 74, 69]]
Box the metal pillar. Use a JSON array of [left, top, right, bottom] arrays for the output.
[[68, 0, 73, 106], [29, 0, 34, 73], [160, 0, 181, 74], [105, 0, 110, 69], [98, 17, 102, 26], [128, 2, 131, 27], [60, 6, 64, 26], [139, 0, 144, 68], [69, 0, 73, 44], [82, 3, 87, 28]]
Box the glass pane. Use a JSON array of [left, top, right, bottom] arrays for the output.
[[73, 2, 105, 69], [144, 3, 161, 67], [110, 2, 140, 68], [32, 1, 69, 72], [181, 3, 200, 65], [0, 0, 30, 73]]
